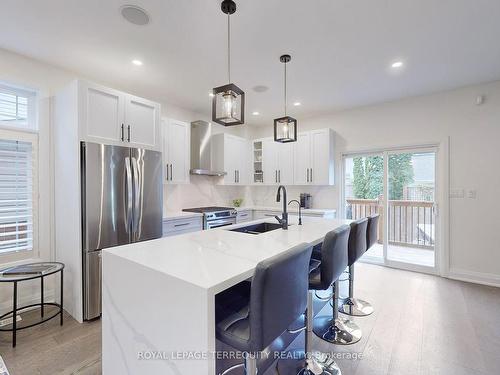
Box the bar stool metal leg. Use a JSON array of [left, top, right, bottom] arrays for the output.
[[296, 291, 342, 375], [244, 356, 257, 374], [313, 282, 362, 345], [338, 265, 373, 317]]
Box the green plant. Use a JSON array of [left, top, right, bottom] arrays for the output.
[[232, 198, 243, 207]]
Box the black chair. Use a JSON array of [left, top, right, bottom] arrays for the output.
[[308, 225, 362, 351], [215, 243, 313, 375], [339, 217, 374, 317]]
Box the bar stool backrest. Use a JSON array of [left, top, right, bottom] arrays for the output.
[[249, 243, 312, 352], [366, 214, 380, 250], [319, 225, 351, 289], [348, 218, 368, 266]]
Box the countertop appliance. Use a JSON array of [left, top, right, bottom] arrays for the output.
[[182, 206, 237, 229], [300, 193, 312, 209], [81, 142, 163, 320], [189, 120, 227, 176]]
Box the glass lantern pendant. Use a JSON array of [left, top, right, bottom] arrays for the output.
[[274, 55, 297, 143], [212, 0, 245, 126]]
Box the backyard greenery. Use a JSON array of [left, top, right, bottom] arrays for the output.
[[353, 155, 414, 200]]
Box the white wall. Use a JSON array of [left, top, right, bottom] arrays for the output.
[[251, 80, 500, 286]]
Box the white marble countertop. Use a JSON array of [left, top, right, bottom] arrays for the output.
[[104, 216, 349, 294], [162, 210, 203, 221]]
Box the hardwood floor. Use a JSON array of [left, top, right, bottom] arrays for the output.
[[1, 263, 499, 375]]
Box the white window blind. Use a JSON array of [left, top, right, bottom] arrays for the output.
[[0, 84, 36, 130], [0, 139, 34, 255]]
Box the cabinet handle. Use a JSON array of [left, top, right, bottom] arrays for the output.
[[278, 170, 281, 183], [127, 125, 131, 142], [237, 170, 240, 183], [170, 164, 173, 181], [307, 168, 309, 182], [165, 164, 169, 181], [310, 168, 313, 183], [174, 222, 190, 227], [121, 124, 124, 141]]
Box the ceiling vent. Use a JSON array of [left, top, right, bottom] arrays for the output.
[[120, 5, 151, 26]]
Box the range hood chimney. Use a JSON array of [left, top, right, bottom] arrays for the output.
[[190, 121, 227, 176]]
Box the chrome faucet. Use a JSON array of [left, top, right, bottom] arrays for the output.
[[288, 199, 302, 225], [274, 185, 288, 230]]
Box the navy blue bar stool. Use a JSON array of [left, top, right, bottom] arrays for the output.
[[339, 216, 375, 317], [215, 243, 312, 375]]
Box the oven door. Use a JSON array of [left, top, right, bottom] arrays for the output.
[[206, 217, 236, 229]]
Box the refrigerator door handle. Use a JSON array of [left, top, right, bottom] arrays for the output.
[[131, 157, 141, 236], [125, 157, 133, 233]]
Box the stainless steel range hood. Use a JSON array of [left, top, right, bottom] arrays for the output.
[[190, 120, 227, 176]]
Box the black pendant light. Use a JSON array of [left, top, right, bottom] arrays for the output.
[[274, 54, 297, 143], [212, 0, 245, 126]]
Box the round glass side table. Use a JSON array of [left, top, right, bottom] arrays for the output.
[[0, 262, 64, 347]]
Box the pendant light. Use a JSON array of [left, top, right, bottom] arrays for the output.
[[274, 54, 297, 143], [212, 0, 245, 126]]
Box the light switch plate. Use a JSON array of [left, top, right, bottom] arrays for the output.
[[449, 188, 464, 198], [467, 189, 477, 199]]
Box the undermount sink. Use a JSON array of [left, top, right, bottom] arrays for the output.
[[229, 222, 284, 235]]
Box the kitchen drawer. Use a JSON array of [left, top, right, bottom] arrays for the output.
[[163, 216, 202, 236], [236, 210, 253, 223]]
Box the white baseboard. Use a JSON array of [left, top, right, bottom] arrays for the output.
[[448, 267, 500, 288], [0, 290, 56, 316]]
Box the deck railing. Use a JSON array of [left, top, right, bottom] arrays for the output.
[[346, 198, 434, 249]]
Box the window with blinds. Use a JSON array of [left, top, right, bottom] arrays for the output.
[[0, 139, 34, 255]]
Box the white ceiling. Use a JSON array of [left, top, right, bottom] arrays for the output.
[[2, 0, 500, 125]]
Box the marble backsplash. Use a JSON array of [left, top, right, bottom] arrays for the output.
[[164, 175, 339, 213], [163, 175, 249, 213]]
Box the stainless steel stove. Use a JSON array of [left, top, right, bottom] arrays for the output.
[[182, 206, 237, 229]]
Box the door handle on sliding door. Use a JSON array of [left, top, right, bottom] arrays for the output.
[[125, 157, 133, 233]]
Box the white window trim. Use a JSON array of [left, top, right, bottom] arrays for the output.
[[0, 128, 39, 265]]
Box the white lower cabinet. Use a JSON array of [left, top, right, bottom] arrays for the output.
[[236, 210, 253, 223], [163, 216, 203, 237]]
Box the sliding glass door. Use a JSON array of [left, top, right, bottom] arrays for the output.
[[343, 147, 438, 273]]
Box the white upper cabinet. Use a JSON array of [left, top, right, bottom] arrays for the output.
[[293, 132, 311, 185], [80, 82, 125, 144], [261, 139, 295, 185], [262, 139, 278, 184], [163, 119, 190, 184], [276, 142, 294, 185], [78, 80, 161, 151], [293, 128, 335, 185], [212, 133, 249, 185], [125, 95, 160, 150]]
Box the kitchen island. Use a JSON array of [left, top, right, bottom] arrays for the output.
[[102, 216, 350, 375]]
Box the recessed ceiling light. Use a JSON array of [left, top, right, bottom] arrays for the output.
[[131, 59, 143, 66], [391, 61, 404, 69], [121, 5, 151, 26], [293, 102, 301, 106], [252, 111, 260, 116]]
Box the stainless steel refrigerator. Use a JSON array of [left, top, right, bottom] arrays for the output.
[[81, 142, 163, 320]]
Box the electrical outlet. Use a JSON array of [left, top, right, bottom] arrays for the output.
[[449, 189, 464, 198]]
